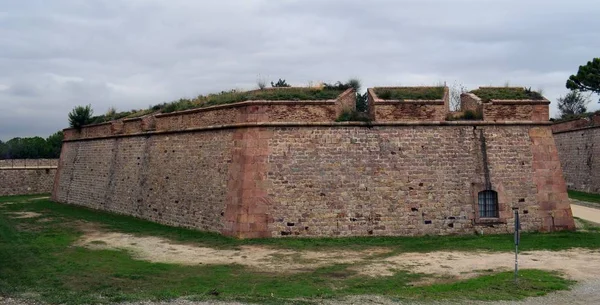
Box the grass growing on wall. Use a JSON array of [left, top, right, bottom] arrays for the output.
[[0, 195, 589, 304], [470, 87, 544, 102], [374, 87, 445, 100]]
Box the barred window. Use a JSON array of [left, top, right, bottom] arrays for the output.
[[478, 190, 498, 218]]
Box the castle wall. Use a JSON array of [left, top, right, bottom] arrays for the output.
[[53, 110, 574, 237], [553, 113, 600, 194], [0, 159, 58, 196]]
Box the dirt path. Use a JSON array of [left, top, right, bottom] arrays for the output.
[[571, 204, 600, 224], [76, 229, 600, 281]]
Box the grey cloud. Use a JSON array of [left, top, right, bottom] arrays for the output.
[[1, 0, 599, 141]]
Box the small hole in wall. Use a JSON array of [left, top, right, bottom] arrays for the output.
[[424, 220, 432, 224], [411, 207, 419, 212], [521, 162, 525, 166], [280, 231, 291, 236], [519, 198, 525, 203], [368, 230, 373, 235], [172, 150, 175, 153], [287, 222, 295, 226], [305, 227, 309, 231], [166, 176, 169, 180], [320, 192, 326, 197], [524, 210, 529, 214], [448, 223, 454, 228], [220, 212, 224, 216], [391, 151, 397, 155], [419, 183, 423, 187]]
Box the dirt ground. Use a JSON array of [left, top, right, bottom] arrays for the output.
[[76, 228, 600, 282]]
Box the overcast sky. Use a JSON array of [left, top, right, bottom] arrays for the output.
[[0, 0, 599, 141]]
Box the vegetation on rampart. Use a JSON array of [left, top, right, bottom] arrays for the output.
[[374, 87, 445, 100], [470, 87, 544, 102]]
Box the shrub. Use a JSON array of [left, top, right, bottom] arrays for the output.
[[446, 110, 483, 121], [68, 105, 93, 129], [336, 110, 371, 122], [271, 79, 290, 87]]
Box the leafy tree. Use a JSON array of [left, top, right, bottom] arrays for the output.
[[0, 131, 64, 159], [0, 141, 7, 159], [566, 58, 600, 103], [557, 90, 590, 119], [68, 105, 93, 129], [46, 131, 64, 158], [271, 79, 291, 88], [356, 92, 368, 112]]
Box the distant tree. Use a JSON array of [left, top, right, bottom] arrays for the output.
[[566, 58, 600, 103], [68, 105, 93, 129], [557, 90, 590, 119], [271, 79, 291, 88], [0, 141, 7, 159], [449, 81, 468, 111], [45, 131, 64, 158]]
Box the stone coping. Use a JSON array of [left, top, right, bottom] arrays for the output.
[[368, 87, 448, 104], [63, 120, 553, 143], [553, 124, 600, 134], [486, 100, 550, 105], [0, 166, 58, 170]]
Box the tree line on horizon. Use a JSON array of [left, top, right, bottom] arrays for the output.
[[0, 131, 63, 160]]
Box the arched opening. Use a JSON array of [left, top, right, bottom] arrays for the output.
[[478, 190, 498, 218]]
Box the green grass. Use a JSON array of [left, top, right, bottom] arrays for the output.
[[83, 87, 347, 124], [569, 190, 600, 204], [374, 87, 445, 100], [470, 87, 544, 101], [0, 195, 582, 304]]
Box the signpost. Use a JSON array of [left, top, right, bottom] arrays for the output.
[[513, 207, 520, 283]]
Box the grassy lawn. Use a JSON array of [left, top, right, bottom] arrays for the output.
[[0, 195, 589, 304], [569, 190, 600, 205]]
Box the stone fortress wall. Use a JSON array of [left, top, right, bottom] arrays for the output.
[[0, 159, 58, 196], [552, 113, 600, 194], [52, 87, 575, 238]]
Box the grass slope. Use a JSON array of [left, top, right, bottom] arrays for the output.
[[568, 190, 600, 204], [0, 195, 583, 304]]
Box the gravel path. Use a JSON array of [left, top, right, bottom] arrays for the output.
[[2, 280, 600, 305], [572, 204, 600, 223]]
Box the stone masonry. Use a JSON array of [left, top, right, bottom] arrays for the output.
[[0, 159, 58, 196], [52, 87, 575, 238], [552, 113, 600, 194]]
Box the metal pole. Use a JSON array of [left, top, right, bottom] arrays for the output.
[[515, 243, 518, 283], [513, 207, 519, 284]]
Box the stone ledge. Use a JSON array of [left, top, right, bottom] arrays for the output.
[[552, 124, 600, 134], [0, 167, 58, 170], [62, 121, 554, 143]]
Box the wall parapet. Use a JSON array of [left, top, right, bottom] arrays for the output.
[[467, 87, 550, 122], [552, 112, 600, 134], [0, 159, 58, 168], [63, 89, 355, 141], [367, 87, 450, 122]]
